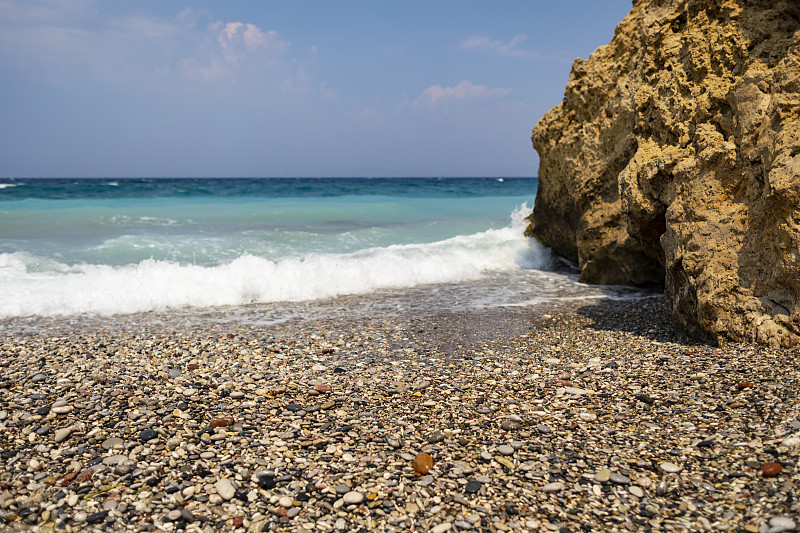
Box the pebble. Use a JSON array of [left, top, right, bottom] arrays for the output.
[[431, 523, 452, 533], [660, 461, 682, 473], [610, 473, 630, 484], [278, 496, 294, 507], [412, 452, 433, 474], [139, 429, 158, 442], [343, 491, 364, 505], [761, 462, 783, 477], [465, 479, 482, 494], [542, 482, 565, 493], [51, 405, 73, 415], [102, 437, 124, 450], [0, 296, 796, 533], [215, 478, 236, 500], [594, 469, 611, 482], [497, 444, 515, 456], [767, 517, 796, 533], [54, 427, 72, 443]]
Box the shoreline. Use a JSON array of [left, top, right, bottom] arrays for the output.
[[1, 296, 798, 532]]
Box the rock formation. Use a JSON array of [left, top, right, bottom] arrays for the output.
[[527, 0, 800, 347]]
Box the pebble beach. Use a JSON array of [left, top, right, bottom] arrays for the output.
[[1, 295, 799, 533]]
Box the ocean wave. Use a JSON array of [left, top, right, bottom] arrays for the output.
[[0, 205, 555, 317]]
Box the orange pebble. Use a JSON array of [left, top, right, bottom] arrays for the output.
[[761, 462, 783, 477], [412, 452, 434, 474]]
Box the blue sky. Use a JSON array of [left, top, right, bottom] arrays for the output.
[[0, 1, 632, 177]]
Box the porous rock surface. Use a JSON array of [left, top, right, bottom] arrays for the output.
[[527, 0, 800, 347]]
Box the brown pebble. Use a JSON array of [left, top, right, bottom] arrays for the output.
[[315, 384, 332, 393], [232, 516, 244, 528], [74, 468, 94, 483], [227, 333, 235, 339], [59, 472, 77, 486], [210, 417, 234, 428], [736, 381, 754, 390], [412, 452, 433, 474], [188, 364, 199, 371], [761, 462, 783, 477]]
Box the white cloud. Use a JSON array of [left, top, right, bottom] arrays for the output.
[[215, 21, 287, 63], [414, 80, 511, 106], [459, 34, 540, 59]]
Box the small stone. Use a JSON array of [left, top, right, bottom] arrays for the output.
[[343, 491, 364, 505], [428, 430, 446, 443], [86, 511, 108, 524], [542, 482, 565, 493], [500, 419, 522, 431], [767, 517, 796, 533], [431, 523, 452, 533], [167, 509, 182, 521], [258, 475, 276, 490], [74, 468, 94, 483], [51, 405, 73, 415], [215, 478, 236, 500], [139, 429, 158, 442], [761, 462, 783, 477], [594, 469, 611, 482], [629, 486, 644, 498], [278, 496, 294, 507], [497, 444, 514, 456], [579, 412, 597, 422], [465, 479, 481, 494], [168, 369, 181, 378], [210, 417, 234, 428], [102, 437, 123, 450], [781, 436, 800, 448], [182, 388, 196, 397], [635, 394, 655, 405], [564, 387, 586, 395], [610, 473, 630, 484], [660, 462, 682, 473], [412, 452, 434, 474], [31, 374, 48, 383], [54, 427, 72, 443]]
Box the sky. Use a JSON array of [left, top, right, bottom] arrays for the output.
[[0, 1, 633, 178]]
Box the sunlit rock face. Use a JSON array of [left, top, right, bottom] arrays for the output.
[[528, 0, 800, 347]]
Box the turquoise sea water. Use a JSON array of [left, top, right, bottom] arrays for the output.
[[0, 178, 643, 318]]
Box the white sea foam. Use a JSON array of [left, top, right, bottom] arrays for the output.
[[0, 205, 555, 317], [0, 183, 18, 189]]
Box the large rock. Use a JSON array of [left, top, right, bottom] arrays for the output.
[[527, 0, 800, 347]]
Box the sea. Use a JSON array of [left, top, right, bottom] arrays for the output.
[[0, 177, 649, 323]]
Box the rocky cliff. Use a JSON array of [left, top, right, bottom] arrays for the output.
[[528, 0, 800, 347]]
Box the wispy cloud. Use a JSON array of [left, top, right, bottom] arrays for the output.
[[459, 34, 540, 59], [414, 80, 511, 106], [214, 21, 287, 63]]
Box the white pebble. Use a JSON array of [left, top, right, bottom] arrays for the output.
[[215, 478, 235, 500], [431, 523, 452, 533], [279, 496, 294, 507], [660, 462, 682, 473], [343, 491, 364, 505]]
